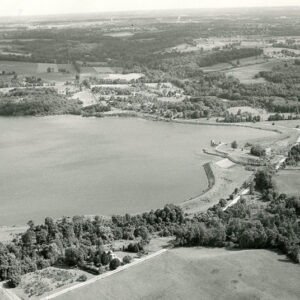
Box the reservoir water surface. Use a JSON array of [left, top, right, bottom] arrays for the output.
[[0, 116, 276, 225]]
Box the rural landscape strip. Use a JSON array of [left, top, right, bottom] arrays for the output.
[[40, 249, 168, 300]]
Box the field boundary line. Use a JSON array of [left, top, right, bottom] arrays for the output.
[[41, 249, 168, 300]]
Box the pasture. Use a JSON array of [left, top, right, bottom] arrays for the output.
[[55, 247, 300, 300], [200, 62, 232, 72], [225, 60, 279, 84], [37, 63, 58, 73], [104, 32, 134, 37], [0, 60, 76, 82], [227, 106, 269, 120], [0, 60, 38, 75], [274, 169, 300, 196], [103, 73, 144, 81]]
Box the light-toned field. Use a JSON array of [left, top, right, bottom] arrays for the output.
[[0, 61, 76, 82], [200, 62, 232, 72], [227, 106, 267, 116], [0, 60, 38, 75], [37, 63, 58, 73], [225, 60, 279, 84], [103, 73, 144, 81], [56, 247, 300, 300], [104, 32, 134, 37], [157, 96, 185, 102], [215, 158, 236, 169], [72, 90, 97, 107], [232, 55, 266, 66], [274, 169, 300, 196], [93, 67, 115, 73], [266, 120, 300, 129]]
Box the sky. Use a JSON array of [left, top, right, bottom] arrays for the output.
[[0, 0, 299, 17]]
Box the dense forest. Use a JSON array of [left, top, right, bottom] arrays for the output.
[[0, 88, 82, 116]]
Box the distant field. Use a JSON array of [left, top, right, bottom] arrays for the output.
[[56, 247, 300, 300], [104, 32, 134, 37], [94, 66, 115, 73], [225, 60, 279, 84], [200, 62, 232, 72], [275, 170, 300, 196], [232, 55, 266, 66], [37, 63, 58, 73], [0, 60, 37, 75], [104, 73, 144, 81], [0, 61, 76, 82], [72, 90, 97, 107], [227, 106, 269, 121]]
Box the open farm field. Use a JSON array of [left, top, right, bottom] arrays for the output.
[[232, 55, 267, 66], [94, 66, 116, 73], [200, 62, 232, 72], [103, 73, 144, 81], [0, 61, 76, 82], [0, 60, 38, 75], [56, 247, 300, 300], [266, 120, 300, 129], [225, 60, 279, 84], [72, 90, 97, 107], [227, 106, 267, 116], [104, 32, 134, 37], [37, 63, 58, 73], [274, 169, 300, 196]]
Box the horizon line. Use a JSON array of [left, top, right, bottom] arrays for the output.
[[0, 5, 300, 19]]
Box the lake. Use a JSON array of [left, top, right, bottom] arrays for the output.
[[0, 116, 276, 225]]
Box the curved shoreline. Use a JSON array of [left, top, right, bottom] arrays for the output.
[[183, 162, 216, 203]]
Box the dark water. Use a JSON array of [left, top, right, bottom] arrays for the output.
[[0, 116, 275, 225]]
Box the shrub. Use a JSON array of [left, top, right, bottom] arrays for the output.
[[122, 255, 132, 264], [100, 252, 110, 266], [250, 144, 266, 157], [7, 274, 21, 288], [109, 258, 121, 270], [231, 141, 238, 149], [126, 243, 143, 253], [76, 274, 88, 282]]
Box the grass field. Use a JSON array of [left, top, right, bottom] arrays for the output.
[[227, 106, 272, 121], [274, 169, 300, 196], [56, 247, 300, 300], [103, 73, 144, 81], [0, 60, 38, 75], [225, 60, 279, 84], [0, 60, 76, 82], [200, 62, 232, 72]]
